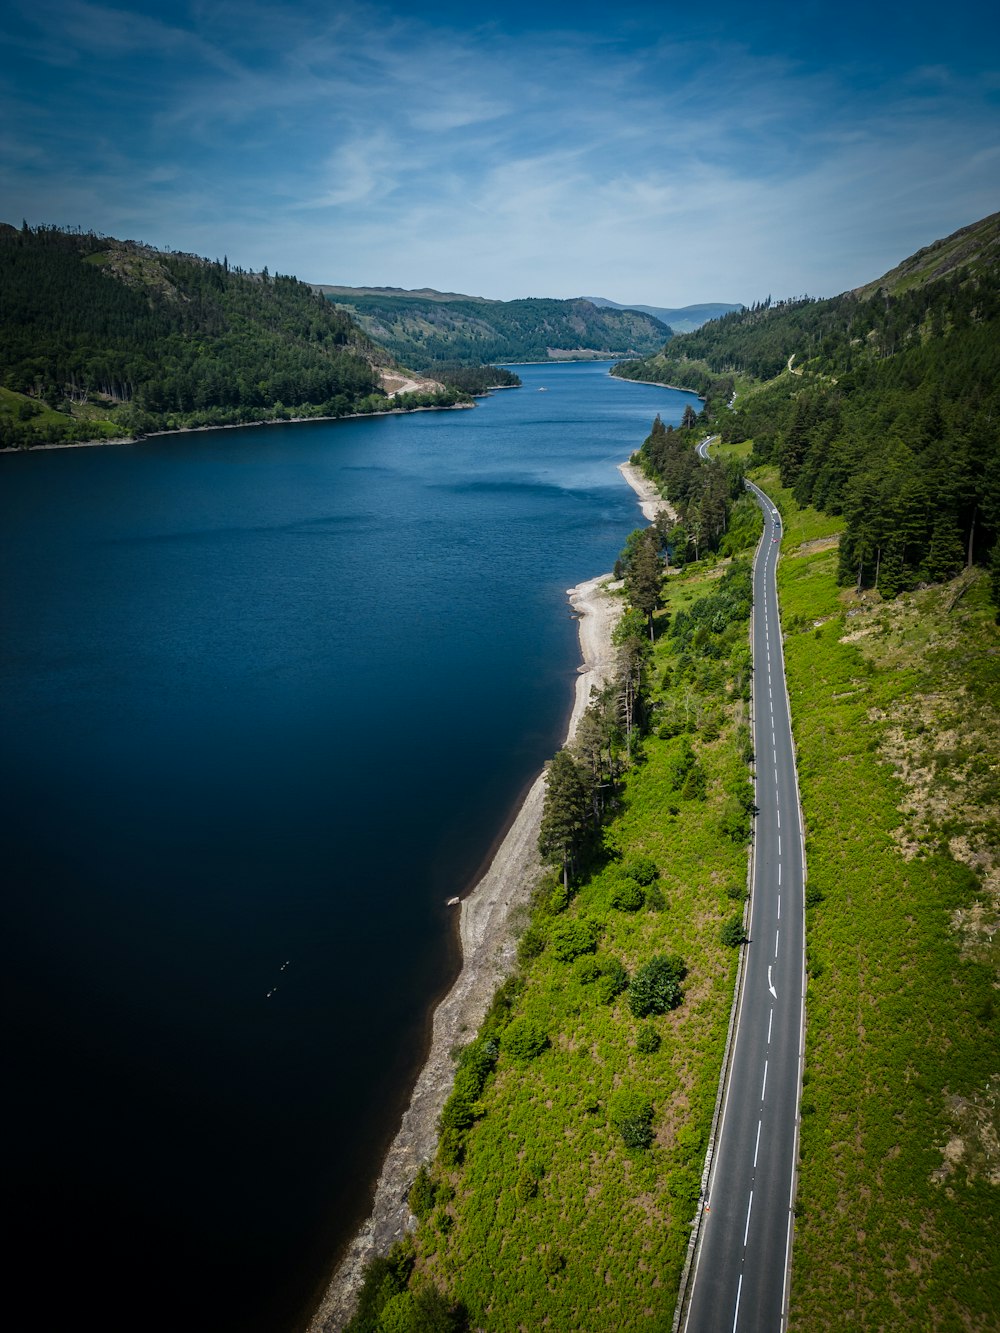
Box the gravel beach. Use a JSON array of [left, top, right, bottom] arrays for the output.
[[308, 462, 659, 1330]]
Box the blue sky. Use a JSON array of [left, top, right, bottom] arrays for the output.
[[3, 0, 998, 304]]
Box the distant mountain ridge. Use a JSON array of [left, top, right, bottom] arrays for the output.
[[313, 283, 492, 304], [314, 289, 672, 370], [584, 296, 743, 332]]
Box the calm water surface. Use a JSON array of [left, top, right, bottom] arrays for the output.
[[1, 362, 698, 1330]]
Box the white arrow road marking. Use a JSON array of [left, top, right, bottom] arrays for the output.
[[768, 966, 777, 998]]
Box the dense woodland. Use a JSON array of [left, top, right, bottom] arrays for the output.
[[0, 224, 466, 448], [320, 291, 670, 370], [426, 363, 521, 395], [615, 213, 1000, 608]]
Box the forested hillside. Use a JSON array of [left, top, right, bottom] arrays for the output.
[[615, 212, 1000, 608], [314, 288, 671, 369], [0, 224, 465, 449]]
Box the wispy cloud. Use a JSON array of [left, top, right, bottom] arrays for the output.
[[3, 0, 998, 303]]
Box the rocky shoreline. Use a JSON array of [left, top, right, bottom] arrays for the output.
[[306, 571, 623, 1331], [307, 461, 663, 1331]]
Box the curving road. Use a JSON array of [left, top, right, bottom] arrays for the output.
[[680, 440, 807, 1332]]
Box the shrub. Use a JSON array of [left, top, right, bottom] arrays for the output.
[[667, 1166, 701, 1207], [609, 1090, 654, 1149], [624, 855, 659, 886], [628, 954, 687, 1017], [645, 882, 666, 911], [636, 1024, 661, 1054], [574, 955, 602, 985], [550, 917, 599, 962], [680, 762, 708, 800], [438, 1128, 465, 1168], [503, 1018, 549, 1063], [517, 925, 546, 964], [515, 1159, 544, 1203], [408, 1164, 435, 1220], [720, 916, 749, 947], [480, 975, 524, 1040], [665, 735, 697, 790], [609, 876, 644, 911], [439, 1093, 476, 1130], [595, 955, 629, 1005], [345, 1242, 414, 1332], [541, 1248, 566, 1277]]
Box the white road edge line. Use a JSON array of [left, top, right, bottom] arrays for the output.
[[732, 1274, 743, 1333]]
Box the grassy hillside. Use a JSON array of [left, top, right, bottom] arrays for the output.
[[314, 289, 671, 370], [0, 224, 465, 448], [854, 209, 1000, 298]]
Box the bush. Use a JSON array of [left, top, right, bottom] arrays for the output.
[[609, 1090, 654, 1149], [439, 1093, 476, 1130], [720, 916, 749, 947], [636, 1024, 661, 1054], [550, 917, 599, 962], [667, 1166, 701, 1207], [517, 925, 546, 964], [438, 1128, 465, 1168], [609, 876, 644, 911], [345, 1242, 414, 1332], [628, 954, 687, 1017], [480, 975, 524, 1040], [515, 1159, 544, 1203], [574, 955, 602, 985], [680, 762, 708, 800], [541, 1248, 566, 1277], [408, 1164, 435, 1220], [623, 855, 659, 886], [644, 882, 666, 911], [595, 955, 629, 1004], [665, 735, 697, 790], [503, 1018, 549, 1063]]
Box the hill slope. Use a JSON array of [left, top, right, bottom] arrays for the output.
[[0, 225, 462, 449], [613, 214, 1000, 608], [313, 288, 671, 369]]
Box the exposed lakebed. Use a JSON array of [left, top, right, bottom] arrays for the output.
[[1, 362, 698, 1331]]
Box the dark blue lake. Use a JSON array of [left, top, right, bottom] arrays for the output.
[[1, 362, 698, 1331]]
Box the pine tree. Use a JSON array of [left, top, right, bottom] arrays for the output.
[[538, 750, 590, 891]]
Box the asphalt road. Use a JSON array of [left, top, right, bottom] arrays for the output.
[[682, 443, 806, 1332]]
